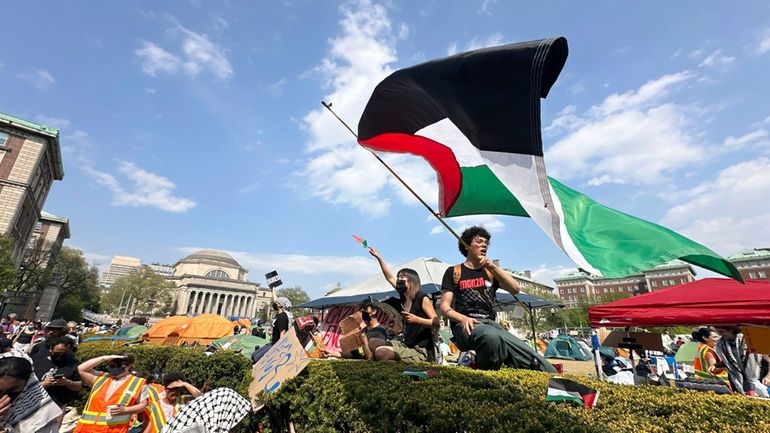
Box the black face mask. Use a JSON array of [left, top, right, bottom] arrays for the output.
[[395, 280, 407, 294], [361, 311, 371, 323], [50, 353, 67, 364], [271, 303, 279, 311]]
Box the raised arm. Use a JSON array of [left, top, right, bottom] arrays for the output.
[[480, 257, 520, 295], [369, 247, 396, 288], [78, 355, 123, 386]]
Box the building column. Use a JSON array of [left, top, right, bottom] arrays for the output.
[[222, 294, 231, 317], [195, 292, 205, 315], [214, 293, 222, 315], [237, 296, 245, 317], [205, 292, 214, 314], [191, 291, 200, 314], [226, 293, 233, 317], [232, 296, 240, 317], [246, 297, 253, 317]]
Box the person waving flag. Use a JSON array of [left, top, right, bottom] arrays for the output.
[[357, 36, 741, 281]]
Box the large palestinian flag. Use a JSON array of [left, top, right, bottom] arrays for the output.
[[357, 37, 741, 281]]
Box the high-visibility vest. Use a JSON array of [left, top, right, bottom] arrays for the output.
[[693, 343, 730, 385], [143, 384, 182, 433], [74, 373, 147, 433]]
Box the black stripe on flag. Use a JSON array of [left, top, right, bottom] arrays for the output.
[[358, 37, 568, 157]]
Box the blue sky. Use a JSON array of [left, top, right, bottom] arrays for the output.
[[2, 1, 770, 299]]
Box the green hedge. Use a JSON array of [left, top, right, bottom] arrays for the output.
[[74, 342, 252, 405], [257, 361, 770, 433]]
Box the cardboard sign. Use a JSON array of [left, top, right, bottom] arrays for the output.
[[743, 326, 770, 354], [320, 305, 394, 351], [602, 331, 665, 354], [265, 270, 283, 289], [249, 328, 309, 409], [338, 314, 365, 353]]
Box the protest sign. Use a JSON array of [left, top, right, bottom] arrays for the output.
[[249, 328, 309, 409], [265, 270, 283, 289]]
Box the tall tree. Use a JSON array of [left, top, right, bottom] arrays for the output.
[[51, 247, 101, 321], [0, 234, 16, 298], [102, 267, 174, 315], [276, 286, 311, 315]]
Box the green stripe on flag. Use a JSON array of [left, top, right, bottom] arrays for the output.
[[549, 178, 742, 280], [448, 166, 529, 217]]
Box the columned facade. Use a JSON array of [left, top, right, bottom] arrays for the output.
[[166, 249, 274, 318]]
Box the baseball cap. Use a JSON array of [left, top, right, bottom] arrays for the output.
[[46, 319, 68, 329]]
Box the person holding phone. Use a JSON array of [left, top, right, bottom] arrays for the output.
[[31, 337, 82, 411], [74, 353, 148, 433], [368, 247, 439, 362]]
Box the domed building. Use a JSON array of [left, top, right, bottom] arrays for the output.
[[168, 249, 274, 317]]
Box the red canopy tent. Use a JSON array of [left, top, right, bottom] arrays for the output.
[[588, 278, 770, 327]]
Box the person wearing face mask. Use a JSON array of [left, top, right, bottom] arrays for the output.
[[74, 353, 148, 433], [29, 320, 68, 358], [0, 350, 62, 433], [250, 297, 293, 364], [368, 247, 439, 363], [439, 226, 556, 372], [31, 337, 82, 411]]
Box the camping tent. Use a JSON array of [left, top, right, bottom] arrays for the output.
[[544, 335, 592, 360], [145, 316, 193, 345], [213, 335, 269, 358], [588, 279, 770, 327], [300, 257, 451, 309], [176, 314, 234, 346]]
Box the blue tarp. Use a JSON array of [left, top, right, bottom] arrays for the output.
[[300, 285, 563, 311]]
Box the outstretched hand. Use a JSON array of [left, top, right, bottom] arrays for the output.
[[368, 247, 380, 259]]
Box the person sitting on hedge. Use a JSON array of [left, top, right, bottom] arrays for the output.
[[142, 372, 202, 433], [368, 247, 440, 363], [439, 226, 556, 371], [74, 353, 148, 433]]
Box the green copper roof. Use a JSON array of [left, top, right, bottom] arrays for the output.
[[0, 112, 59, 137], [728, 248, 770, 261], [40, 211, 69, 224], [0, 112, 64, 180], [553, 270, 596, 282]]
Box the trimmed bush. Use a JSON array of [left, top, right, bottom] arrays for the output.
[[257, 361, 770, 433], [74, 341, 252, 404]]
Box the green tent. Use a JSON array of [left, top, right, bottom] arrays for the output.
[[544, 335, 592, 361], [674, 341, 699, 364], [212, 335, 269, 358]]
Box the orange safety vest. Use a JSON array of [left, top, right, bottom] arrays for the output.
[[143, 384, 182, 433], [693, 343, 730, 385], [74, 373, 147, 433]]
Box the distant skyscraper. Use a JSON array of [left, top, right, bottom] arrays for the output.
[[100, 255, 141, 291], [147, 263, 174, 277]]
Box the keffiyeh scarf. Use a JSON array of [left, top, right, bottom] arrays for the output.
[[0, 350, 62, 432], [715, 333, 761, 395], [161, 388, 250, 433]]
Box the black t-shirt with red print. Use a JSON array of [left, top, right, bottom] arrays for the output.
[[441, 264, 499, 321]]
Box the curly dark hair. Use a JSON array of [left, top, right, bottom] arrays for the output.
[[458, 226, 491, 257]]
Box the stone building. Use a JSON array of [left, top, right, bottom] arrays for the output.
[[2, 211, 70, 320], [0, 113, 64, 264], [99, 256, 141, 293], [728, 248, 770, 281], [168, 250, 273, 318], [554, 260, 696, 307]]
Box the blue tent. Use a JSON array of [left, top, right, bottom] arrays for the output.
[[298, 283, 440, 309]]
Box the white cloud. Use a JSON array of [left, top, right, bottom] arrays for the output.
[[545, 71, 708, 184], [266, 78, 286, 97], [698, 49, 735, 68], [570, 82, 585, 95], [213, 16, 229, 31], [480, 0, 497, 15], [177, 247, 379, 279], [723, 128, 769, 150], [145, 88, 158, 94], [429, 214, 505, 235], [67, 245, 113, 275], [18, 69, 55, 90], [299, 0, 416, 218], [661, 158, 770, 255], [136, 18, 233, 80], [755, 28, 770, 55], [527, 263, 575, 286], [83, 161, 196, 212], [35, 115, 71, 129], [136, 41, 182, 76], [447, 33, 504, 56]]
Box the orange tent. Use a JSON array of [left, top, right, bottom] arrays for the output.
[[176, 314, 234, 346], [145, 316, 193, 346]]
